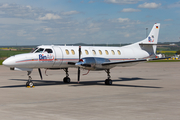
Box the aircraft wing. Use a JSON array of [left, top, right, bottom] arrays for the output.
[[102, 59, 146, 67], [68, 57, 170, 69], [102, 57, 170, 66]]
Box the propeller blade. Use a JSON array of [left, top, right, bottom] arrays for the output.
[[78, 67, 80, 83], [79, 46, 81, 61], [77, 46, 81, 83], [38, 68, 43, 80]]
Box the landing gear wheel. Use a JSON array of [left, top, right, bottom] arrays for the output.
[[63, 68, 71, 83], [26, 81, 34, 87], [63, 77, 71, 83], [105, 79, 112, 85], [26, 81, 29, 86]]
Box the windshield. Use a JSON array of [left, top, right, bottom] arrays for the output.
[[30, 47, 53, 53], [30, 47, 38, 53], [35, 48, 44, 53]]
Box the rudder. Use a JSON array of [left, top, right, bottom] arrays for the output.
[[138, 23, 160, 57], [140, 23, 160, 44]]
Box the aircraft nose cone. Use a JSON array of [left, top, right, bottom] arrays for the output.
[[2, 60, 7, 66], [2, 56, 15, 67], [3, 59, 10, 66]]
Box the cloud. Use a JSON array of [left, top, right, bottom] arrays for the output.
[[0, 3, 147, 45], [89, 0, 95, 3], [164, 19, 173, 21], [104, 0, 141, 4], [61, 11, 80, 15], [121, 8, 141, 12], [124, 33, 130, 37], [0, 18, 42, 25], [38, 13, 61, 20], [168, 2, 180, 8], [111, 18, 130, 23], [26, 5, 32, 9], [0, 4, 44, 19], [138, 2, 161, 9], [0, 3, 9, 8]]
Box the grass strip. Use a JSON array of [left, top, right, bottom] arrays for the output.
[[149, 60, 180, 62]]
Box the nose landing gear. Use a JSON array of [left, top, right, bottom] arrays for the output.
[[26, 71, 34, 88]]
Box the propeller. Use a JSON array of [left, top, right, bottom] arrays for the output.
[[38, 68, 43, 80], [77, 46, 81, 83]]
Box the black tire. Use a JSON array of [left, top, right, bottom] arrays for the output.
[[63, 77, 70, 83], [105, 79, 112, 85], [26, 81, 29, 87], [66, 77, 71, 83], [63, 77, 67, 83]]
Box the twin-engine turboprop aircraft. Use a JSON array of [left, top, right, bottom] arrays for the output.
[[3, 23, 164, 87]]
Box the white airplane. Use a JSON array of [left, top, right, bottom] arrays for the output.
[[3, 23, 164, 87]]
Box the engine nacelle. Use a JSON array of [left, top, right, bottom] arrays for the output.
[[75, 57, 111, 70]]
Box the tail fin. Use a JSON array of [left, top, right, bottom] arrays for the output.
[[139, 23, 160, 44], [138, 23, 160, 56]]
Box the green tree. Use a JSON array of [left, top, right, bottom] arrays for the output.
[[176, 50, 180, 54]]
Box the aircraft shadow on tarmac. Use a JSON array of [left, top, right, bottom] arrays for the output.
[[0, 77, 162, 89]]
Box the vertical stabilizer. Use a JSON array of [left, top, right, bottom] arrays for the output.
[[140, 23, 160, 44], [138, 23, 160, 56]]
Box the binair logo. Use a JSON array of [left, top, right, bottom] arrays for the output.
[[39, 54, 54, 61], [148, 35, 154, 42]]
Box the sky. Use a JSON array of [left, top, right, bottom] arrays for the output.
[[0, 0, 179, 45]]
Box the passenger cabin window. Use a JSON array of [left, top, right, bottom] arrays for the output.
[[111, 50, 115, 55], [35, 48, 44, 53], [92, 50, 96, 55], [44, 49, 53, 53], [105, 50, 109, 55], [99, 50, 102, 55], [117, 50, 121, 55], [85, 50, 89, 55], [71, 50, 75, 55], [65, 49, 69, 55]]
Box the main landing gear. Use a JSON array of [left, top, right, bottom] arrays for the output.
[[26, 71, 34, 88], [25, 68, 112, 87], [63, 68, 71, 83], [105, 69, 112, 85]]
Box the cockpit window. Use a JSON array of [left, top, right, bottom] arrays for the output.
[[35, 48, 44, 53], [44, 49, 53, 53], [31, 47, 38, 53]]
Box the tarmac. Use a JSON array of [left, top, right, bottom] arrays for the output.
[[0, 62, 180, 120]]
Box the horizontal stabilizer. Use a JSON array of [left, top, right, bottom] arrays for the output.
[[139, 43, 157, 45], [147, 57, 171, 61]]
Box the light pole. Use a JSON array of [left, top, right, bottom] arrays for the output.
[[146, 28, 148, 37]]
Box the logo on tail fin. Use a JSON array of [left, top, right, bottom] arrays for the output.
[[148, 35, 154, 42]]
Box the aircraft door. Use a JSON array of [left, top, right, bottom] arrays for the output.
[[52, 46, 63, 67]]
